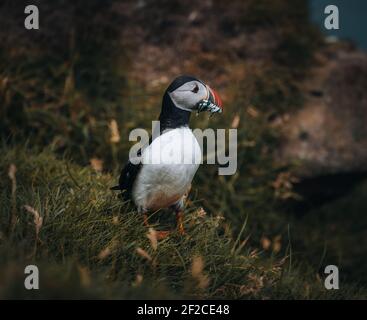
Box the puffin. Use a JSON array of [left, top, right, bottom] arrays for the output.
[[112, 75, 223, 238]]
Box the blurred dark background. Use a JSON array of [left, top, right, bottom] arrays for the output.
[[311, 0, 367, 50]]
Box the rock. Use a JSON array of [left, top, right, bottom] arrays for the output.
[[276, 47, 367, 178]]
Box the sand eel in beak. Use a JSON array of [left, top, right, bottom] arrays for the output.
[[111, 75, 223, 239]]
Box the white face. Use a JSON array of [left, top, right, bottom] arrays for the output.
[[168, 80, 208, 112]]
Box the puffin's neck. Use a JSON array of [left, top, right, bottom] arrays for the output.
[[158, 92, 191, 132]]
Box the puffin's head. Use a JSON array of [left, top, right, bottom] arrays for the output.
[[165, 75, 223, 114]]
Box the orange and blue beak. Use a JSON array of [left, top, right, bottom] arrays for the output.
[[196, 85, 223, 115], [207, 85, 223, 111]]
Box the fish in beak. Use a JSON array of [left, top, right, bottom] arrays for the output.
[[196, 85, 223, 115]]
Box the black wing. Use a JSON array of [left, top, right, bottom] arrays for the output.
[[110, 160, 142, 200], [111, 124, 161, 199], [111, 135, 153, 200]]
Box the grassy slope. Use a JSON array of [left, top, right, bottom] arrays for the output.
[[0, 148, 365, 299], [1, 147, 280, 299]]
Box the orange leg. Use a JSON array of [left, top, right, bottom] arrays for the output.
[[176, 211, 185, 235], [143, 214, 149, 227]]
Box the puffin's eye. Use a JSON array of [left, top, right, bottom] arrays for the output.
[[191, 84, 199, 93]]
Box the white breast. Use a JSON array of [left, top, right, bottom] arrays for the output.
[[132, 127, 202, 211]]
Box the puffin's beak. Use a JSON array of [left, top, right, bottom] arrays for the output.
[[207, 85, 223, 111], [196, 85, 223, 114]]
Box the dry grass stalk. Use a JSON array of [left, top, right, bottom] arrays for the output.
[[8, 164, 16, 195], [240, 273, 265, 296], [8, 164, 17, 232], [231, 114, 240, 128], [272, 172, 299, 200], [112, 216, 119, 225], [272, 235, 282, 253], [191, 256, 210, 289], [136, 247, 152, 261], [109, 119, 120, 143], [132, 274, 143, 287], [246, 106, 259, 118], [78, 266, 91, 287], [261, 236, 271, 250], [98, 240, 118, 260], [196, 207, 207, 218], [24, 205, 43, 238], [146, 228, 158, 251], [90, 158, 103, 172]]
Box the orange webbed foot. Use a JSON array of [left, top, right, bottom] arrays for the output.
[[156, 230, 171, 240]]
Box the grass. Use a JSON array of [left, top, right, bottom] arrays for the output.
[[0, 147, 280, 299], [0, 147, 366, 299]]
